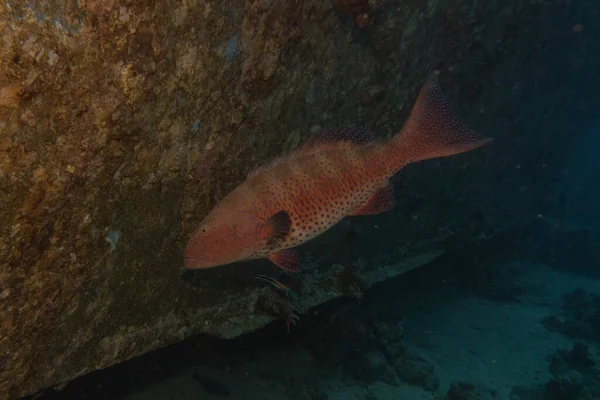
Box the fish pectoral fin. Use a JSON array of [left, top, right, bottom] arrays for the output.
[[260, 210, 292, 248], [349, 182, 395, 216], [267, 250, 301, 273]]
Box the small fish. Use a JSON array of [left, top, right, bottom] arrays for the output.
[[254, 274, 289, 290], [184, 72, 492, 272], [254, 274, 299, 302]]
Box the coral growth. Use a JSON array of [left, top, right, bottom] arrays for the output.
[[395, 351, 440, 391], [512, 342, 600, 400], [541, 288, 600, 342]]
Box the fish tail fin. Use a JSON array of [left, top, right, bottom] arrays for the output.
[[393, 72, 492, 163]]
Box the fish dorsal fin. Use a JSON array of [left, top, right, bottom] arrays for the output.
[[258, 210, 292, 249], [349, 182, 395, 216], [302, 128, 381, 149], [247, 156, 286, 179]]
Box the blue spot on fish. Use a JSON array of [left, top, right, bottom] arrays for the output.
[[106, 230, 121, 252], [192, 120, 200, 131]]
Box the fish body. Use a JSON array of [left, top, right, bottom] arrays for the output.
[[184, 73, 492, 272]]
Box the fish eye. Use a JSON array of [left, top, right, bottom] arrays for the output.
[[199, 226, 209, 235]]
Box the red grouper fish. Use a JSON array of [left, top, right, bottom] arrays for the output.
[[184, 72, 492, 272]]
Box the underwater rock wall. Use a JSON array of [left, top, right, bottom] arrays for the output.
[[0, 0, 598, 398]]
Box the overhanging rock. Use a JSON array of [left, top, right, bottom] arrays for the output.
[[1, 0, 598, 398]]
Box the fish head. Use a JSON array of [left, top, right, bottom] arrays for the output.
[[183, 203, 260, 269]]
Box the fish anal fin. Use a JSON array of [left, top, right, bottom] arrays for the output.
[[394, 71, 492, 163], [349, 183, 395, 216], [267, 250, 301, 272], [259, 210, 292, 248], [302, 128, 380, 149]]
